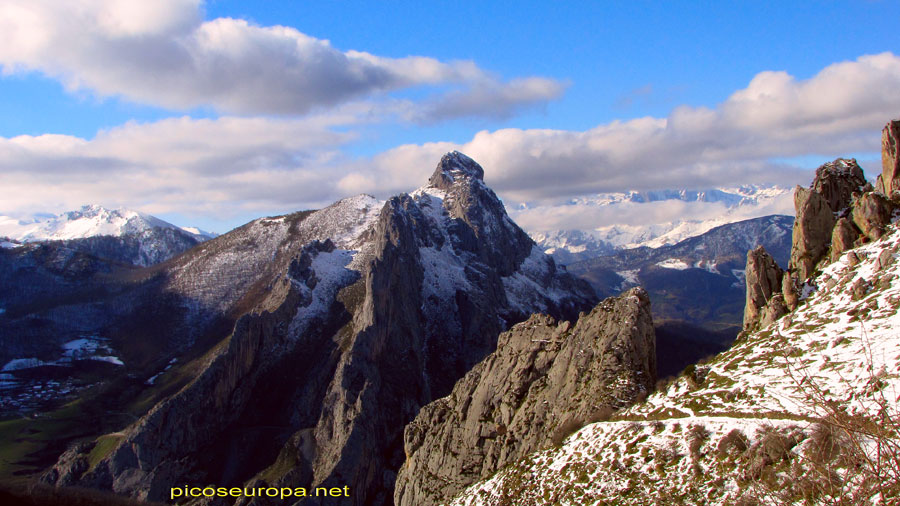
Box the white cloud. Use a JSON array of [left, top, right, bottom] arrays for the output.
[[0, 0, 562, 118], [0, 53, 898, 233], [0, 115, 355, 219], [508, 193, 797, 233], [335, 52, 900, 203]]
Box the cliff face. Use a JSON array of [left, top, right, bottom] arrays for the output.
[[394, 288, 655, 506], [42, 152, 596, 505]]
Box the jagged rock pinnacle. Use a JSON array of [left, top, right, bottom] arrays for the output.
[[428, 151, 485, 190], [878, 120, 900, 197]]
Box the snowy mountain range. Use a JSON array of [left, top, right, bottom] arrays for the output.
[[0, 205, 216, 267], [0, 204, 214, 243], [526, 185, 793, 264]]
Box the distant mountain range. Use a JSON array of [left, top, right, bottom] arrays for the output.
[[0, 204, 214, 243], [528, 185, 793, 264], [566, 214, 794, 376], [0, 205, 215, 267]]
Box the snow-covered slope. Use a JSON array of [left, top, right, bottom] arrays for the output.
[[527, 185, 793, 263], [0, 204, 213, 242], [449, 223, 900, 506]]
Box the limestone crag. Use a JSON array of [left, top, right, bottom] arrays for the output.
[[877, 119, 900, 196], [830, 217, 861, 262], [394, 288, 655, 506], [790, 186, 835, 282], [789, 158, 872, 282], [743, 246, 787, 332], [810, 158, 869, 215], [43, 153, 596, 505], [745, 119, 899, 333], [851, 191, 893, 241]]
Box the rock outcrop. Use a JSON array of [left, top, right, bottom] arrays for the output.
[[877, 119, 900, 196], [43, 152, 596, 505], [744, 120, 900, 332], [810, 158, 869, 215], [830, 217, 861, 262], [394, 288, 655, 506], [851, 191, 893, 241], [743, 246, 786, 332], [790, 186, 835, 282], [789, 158, 869, 281]]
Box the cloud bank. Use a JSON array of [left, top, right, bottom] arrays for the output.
[[1, 52, 899, 231], [0, 0, 563, 119]]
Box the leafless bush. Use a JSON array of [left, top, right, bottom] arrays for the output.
[[717, 429, 749, 459], [743, 327, 900, 505]]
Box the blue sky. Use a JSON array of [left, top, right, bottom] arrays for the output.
[[0, 0, 898, 232]]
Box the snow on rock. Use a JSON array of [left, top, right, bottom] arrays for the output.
[[501, 244, 572, 313], [299, 194, 383, 252], [287, 247, 359, 338], [2, 358, 50, 372], [730, 268, 746, 288], [2, 336, 125, 372]]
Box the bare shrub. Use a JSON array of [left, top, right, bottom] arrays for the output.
[[717, 429, 749, 458], [743, 326, 900, 505], [687, 424, 710, 459]]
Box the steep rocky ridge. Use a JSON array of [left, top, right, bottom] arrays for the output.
[[41, 152, 596, 505], [394, 288, 655, 506], [0, 201, 382, 479]]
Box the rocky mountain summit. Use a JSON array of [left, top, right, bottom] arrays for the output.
[[395, 287, 655, 506], [443, 119, 900, 506], [38, 152, 595, 505]]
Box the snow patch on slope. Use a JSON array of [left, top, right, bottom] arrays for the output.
[[656, 258, 690, 270]]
